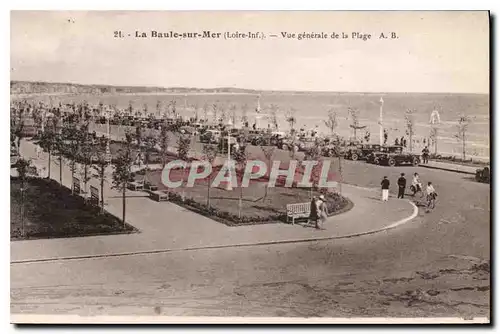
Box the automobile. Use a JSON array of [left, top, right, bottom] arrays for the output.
[[475, 166, 490, 183], [377, 148, 421, 166], [200, 129, 221, 144], [346, 143, 382, 161], [366, 145, 403, 164], [297, 137, 318, 152]]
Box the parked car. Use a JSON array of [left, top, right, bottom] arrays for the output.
[[377, 147, 421, 166], [297, 137, 318, 152], [345, 143, 381, 161], [475, 166, 490, 183], [200, 129, 221, 144], [366, 145, 404, 164]]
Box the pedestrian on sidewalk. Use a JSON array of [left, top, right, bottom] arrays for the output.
[[422, 146, 430, 164], [316, 194, 328, 229], [397, 173, 406, 199], [309, 196, 319, 226], [381, 176, 390, 202]]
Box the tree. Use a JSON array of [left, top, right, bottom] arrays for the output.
[[455, 115, 470, 161], [324, 108, 338, 138], [127, 100, 134, 115], [260, 145, 276, 200], [429, 127, 438, 155], [229, 104, 237, 127], [203, 103, 209, 122], [285, 107, 297, 134], [37, 126, 57, 179], [78, 123, 94, 195], [202, 144, 218, 208], [269, 104, 279, 130], [233, 144, 248, 219], [61, 123, 82, 194], [112, 132, 134, 227], [159, 124, 170, 168], [143, 134, 158, 175], [177, 134, 191, 201], [241, 103, 249, 127], [405, 109, 416, 152], [212, 103, 219, 124], [348, 107, 365, 140], [143, 103, 148, 117], [92, 137, 109, 212], [15, 158, 33, 238], [156, 100, 162, 117], [304, 143, 322, 200]]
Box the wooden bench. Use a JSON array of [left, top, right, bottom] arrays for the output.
[[286, 202, 311, 225], [149, 190, 170, 202]]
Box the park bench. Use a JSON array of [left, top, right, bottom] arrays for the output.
[[127, 179, 144, 191], [286, 202, 311, 225], [149, 189, 170, 202]]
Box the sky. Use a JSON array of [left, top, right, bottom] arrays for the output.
[[10, 11, 489, 93]]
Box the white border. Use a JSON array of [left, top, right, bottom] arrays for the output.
[[3, 1, 497, 332]]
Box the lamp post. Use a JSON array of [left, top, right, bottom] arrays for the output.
[[226, 118, 233, 191], [379, 97, 384, 146]]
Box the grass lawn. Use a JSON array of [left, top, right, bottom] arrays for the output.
[[10, 177, 137, 241], [145, 169, 352, 226]]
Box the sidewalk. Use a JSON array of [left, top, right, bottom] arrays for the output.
[[11, 140, 417, 263], [419, 160, 480, 175]]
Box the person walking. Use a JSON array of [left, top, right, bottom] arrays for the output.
[[397, 173, 406, 199], [316, 194, 329, 229], [309, 196, 319, 226], [381, 176, 390, 202]]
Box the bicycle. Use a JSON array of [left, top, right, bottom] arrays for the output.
[[425, 192, 437, 211]]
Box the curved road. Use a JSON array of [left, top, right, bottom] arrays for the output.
[[11, 157, 490, 319]]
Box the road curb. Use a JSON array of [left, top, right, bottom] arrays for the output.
[[418, 164, 476, 175], [11, 200, 419, 265]]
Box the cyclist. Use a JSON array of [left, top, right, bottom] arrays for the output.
[[411, 172, 424, 197], [425, 181, 438, 210]]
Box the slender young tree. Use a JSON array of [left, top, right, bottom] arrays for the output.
[[112, 132, 134, 227], [285, 107, 297, 134], [348, 107, 364, 140], [159, 124, 170, 168], [260, 145, 276, 200], [15, 158, 33, 238], [202, 144, 218, 208], [324, 108, 338, 137], [304, 144, 322, 200], [92, 137, 109, 212], [143, 134, 158, 175], [429, 127, 438, 155], [233, 144, 248, 219], [241, 103, 249, 127], [177, 134, 191, 201], [455, 115, 470, 161], [62, 123, 82, 195], [405, 109, 416, 152], [79, 123, 94, 195]]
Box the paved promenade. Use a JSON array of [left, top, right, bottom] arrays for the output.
[[420, 160, 481, 175], [11, 139, 417, 263]]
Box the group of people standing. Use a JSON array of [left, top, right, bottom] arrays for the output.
[[381, 172, 437, 205]]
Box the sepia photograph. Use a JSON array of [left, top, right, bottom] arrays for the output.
[[9, 10, 490, 324]]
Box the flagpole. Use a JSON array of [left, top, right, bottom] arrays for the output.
[[379, 97, 384, 146]]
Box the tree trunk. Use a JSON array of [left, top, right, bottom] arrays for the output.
[[239, 185, 243, 219], [84, 165, 88, 194], [122, 183, 126, 227], [100, 168, 105, 213], [207, 178, 211, 208], [338, 156, 343, 195], [71, 162, 75, 195], [59, 155, 63, 186], [462, 133, 466, 161], [20, 183, 24, 238], [48, 151, 51, 178]]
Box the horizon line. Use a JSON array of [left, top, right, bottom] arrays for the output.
[[10, 79, 489, 96]]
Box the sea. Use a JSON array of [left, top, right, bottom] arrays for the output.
[[12, 92, 490, 161]]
